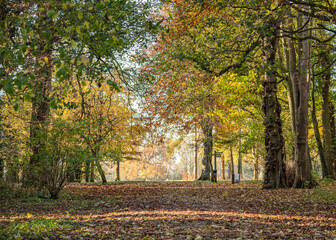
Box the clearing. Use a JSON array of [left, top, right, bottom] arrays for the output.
[[0, 181, 335, 239]]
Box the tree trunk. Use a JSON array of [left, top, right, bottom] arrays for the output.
[[281, 31, 296, 162], [330, 104, 336, 174], [96, 159, 107, 184], [90, 161, 95, 182], [221, 157, 225, 180], [195, 126, 198, 180], [238, 129, 243, 179], [27, 48, 52, 186], [321, 51, 335, 179], [291, 12, 315, 188], [228, 153, 232, 180], [116, 160, 120, 181], [85, 160, 90, 182], [230, 146, 235, 184], [198, 120, 213, 181], [253, 147, 259, 180], [262, 19, 287, 189], [311, 75, 328, 178]]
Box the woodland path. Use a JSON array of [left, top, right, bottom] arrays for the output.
[[0, 181, 335, 239]]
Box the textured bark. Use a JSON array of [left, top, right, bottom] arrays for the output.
[[198, 120, 213, 181], [262, 19, 287, 189], [286, 11, 315, 188], [27, 46, 52, 186], [321, 52, 335, 179], [281, 33, 296, 161]]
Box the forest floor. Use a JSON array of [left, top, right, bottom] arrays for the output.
[[0, 180, 335, 239]]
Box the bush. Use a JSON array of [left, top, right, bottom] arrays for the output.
[[0, 179, 12, 200]]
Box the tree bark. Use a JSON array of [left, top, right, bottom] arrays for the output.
[[262, 19, 287, 189], [221, 157, 225, 180], [252, 147, 259, 180], [320, 51, 335, 179], [198, 119, 213, 181], [238, 129, 243, 179], [311, 75, 328, 178], [286, 10, 315, 188], [228, 152, 232, 180], [292, 11, 315, 188], [116, 160, 120, 181], [230, 146, 235, 184]]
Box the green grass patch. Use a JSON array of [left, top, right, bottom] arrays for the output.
[[306, 187, 336, 204], [0, 217, 73, 239]]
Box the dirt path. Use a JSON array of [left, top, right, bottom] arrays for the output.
[[0, 181, 335, 239]]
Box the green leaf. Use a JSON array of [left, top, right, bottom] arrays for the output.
[[71, 39, 77, 48], [13, 103, 19, 111]]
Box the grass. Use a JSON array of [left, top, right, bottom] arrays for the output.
[[0, 217, 73, 239]]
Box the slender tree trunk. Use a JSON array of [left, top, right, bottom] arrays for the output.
[[221, 157, 225, 180], [228, 153, 232, 180], [95, 159, 107, 183], [116, 160, 120, 181], [85, 160, 90, 182], [321, 51, 335, 179], [262, 19, 287, 189], [230, 146, 234, 184], [195, 126, 198, 180], [253, 147, 259, 180], [198, 120, 213, 181], [281, 31, 296, 162], [90, 161, 94, 182], [238, 129, 243, 179], [311, 75, 328, 177]]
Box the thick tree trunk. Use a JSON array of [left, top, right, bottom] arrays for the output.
[[291, 12, 315, 188], [321, 52, 335, 179], [330, 104, 336, 174], [27, 47, 52, 186], [198, 120, 213, 181], [262, 19, 287, 189]]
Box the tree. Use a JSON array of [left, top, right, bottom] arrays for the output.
[[0, 0, 154, 187]]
